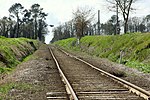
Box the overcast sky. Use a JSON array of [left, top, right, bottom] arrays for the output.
[[0, 0, 150, 43]]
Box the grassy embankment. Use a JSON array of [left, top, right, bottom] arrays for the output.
[[0, 36, 40, 99], [54, 33, 150, 73], [0, 36, 39, 74]]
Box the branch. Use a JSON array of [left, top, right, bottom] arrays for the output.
[[106, 0, 116, 5]]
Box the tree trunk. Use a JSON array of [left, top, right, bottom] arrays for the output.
[[34, 18, 38, 39], [38, 21, 42, 41], [124, 21, 128, 33], [124, 15, 129, 34], [17, 15, 20, 38]]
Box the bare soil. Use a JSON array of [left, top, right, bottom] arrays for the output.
[[0, 45, 67, 100], [0, 44, 149, 99]]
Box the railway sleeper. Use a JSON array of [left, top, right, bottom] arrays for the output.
[[46, 92, 68, 100], [50, 47, 150, 100], [76, 90, 144, 100]]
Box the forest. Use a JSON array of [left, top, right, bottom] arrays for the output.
[[0, 3, 48, 42]]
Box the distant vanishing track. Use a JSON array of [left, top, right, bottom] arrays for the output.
[[48, 46, 150, 100]]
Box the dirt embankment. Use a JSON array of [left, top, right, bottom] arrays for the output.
[[0, 38, 39, 70]]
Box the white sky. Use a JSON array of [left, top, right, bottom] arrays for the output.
[[0, 0, 150, 43]]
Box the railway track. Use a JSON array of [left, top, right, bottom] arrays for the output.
[[47, 46, 150, 100]]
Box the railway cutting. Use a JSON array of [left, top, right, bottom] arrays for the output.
[[47, 46, 150, 100]]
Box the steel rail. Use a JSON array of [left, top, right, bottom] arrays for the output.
[[58, 47, 150, 100], [48, 47, 78, 100]]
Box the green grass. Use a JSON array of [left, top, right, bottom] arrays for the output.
[[0, 67, 12, 74], [0, 83, 31, 94], [23, 54, 38, 62], [54, 38, 81, 51], [54, 33, 150, 73], [125, 61, 150, 73], [0, 82, 33, 99], [0, 37, 39, 73]]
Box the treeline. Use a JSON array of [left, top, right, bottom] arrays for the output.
[[0, 3, 48, 42], [51, 10, 150, 43], [51, 7, 95, 43], [102, 14, 150, 34]]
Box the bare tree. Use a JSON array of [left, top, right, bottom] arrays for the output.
[[106, 0, 137, 33], [0, 16, 13, 37], [73, 7, 95, 44]]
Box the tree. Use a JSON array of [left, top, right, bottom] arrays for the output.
[[21, 3, 48, 41], [21, 9, 33, 38], [0, 17, 15, 38], [144, 14, 150, 32], [128, 16, 146, 33], [51, 26, 62, 42], [38, 12, 48, 41], [131, 17, 140, 32], [139, 23, 146, 32], [110, 15, 120, 34], [30, 4, 42, 39], [38, 19, 48, 41], [100, 15, 117, 35], [9, 3, 24, 37], [0, 3, 48, 42], [73, 7, 95, 44], [51, 20, 76, 43], [106, 0, 137, 33], [22, 5, 48, 40], [103, 22, 115, 35], [68, 20, 75, 37]]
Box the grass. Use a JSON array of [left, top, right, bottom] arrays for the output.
[[23, 54, 38, 62], [54, 33, 150, 73], [125, 61, 150, 73], [0, 36, 39, 73], [0, 82, 33, 100], [0, 83, 31, 94], [0, 67, 12, 74]]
